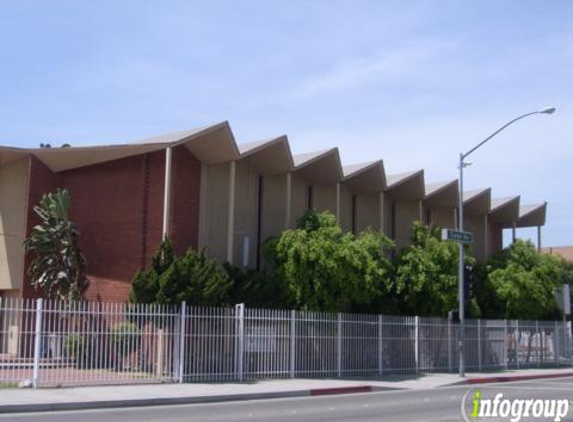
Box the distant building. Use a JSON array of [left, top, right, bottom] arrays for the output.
[[0, 122, 548, 302], [542, 246, 573, 262]]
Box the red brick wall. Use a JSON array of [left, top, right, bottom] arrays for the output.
[[170, 146, 201, 255], [22, 149, 202, 302], [60, 151, 165, 302]]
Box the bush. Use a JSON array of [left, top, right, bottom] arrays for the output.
[[130, 239, 232, 306], [156, 248, 232, 306], [264, 210, 394, 312], [24, 188, 88, 300], [393, 223, 478, 317], [478, 240, 562, 320], [63, 333, 85, 360], [129, 239, 173, 304], [110, 322, 140, 369], [224, 263, 290, 308]]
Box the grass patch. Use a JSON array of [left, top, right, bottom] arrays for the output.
[[0, 382, 17, 389]]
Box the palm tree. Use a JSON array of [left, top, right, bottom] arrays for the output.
[[24, 188, 88, 301]]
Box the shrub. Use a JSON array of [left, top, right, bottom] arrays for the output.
[[24, 188, 88, 300], [129, 239, 232, 306], [224, 263, 290, 308], [63, 333, 85, 360], [264, 210, 394, 312], [110, 322, 140, 369]]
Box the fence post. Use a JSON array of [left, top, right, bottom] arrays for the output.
[[536, 321, 540, 368], [414, 316, 419, 374], [32, 298, 44, 388], [477, 319, 482, 372], [447, 318, 452, 373], [178, 301, 186, 383], [290, 309, 296, 378], [337, 313, 342, 378], [564, 319, 570, 363], [515, 320, 520, 370], [378, 315, 383, 376], [235, 303, 245, 381], [504, 319, 509, 369], [555, 320, 560, 367]]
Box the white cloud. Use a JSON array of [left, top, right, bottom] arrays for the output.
[[280, 40, 455, 101]]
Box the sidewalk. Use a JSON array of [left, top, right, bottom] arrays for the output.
[[1, 368, 572, 414]]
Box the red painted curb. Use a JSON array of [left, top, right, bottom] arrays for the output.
[[467, 372, 573, 385], [310, 385, 373, 396]]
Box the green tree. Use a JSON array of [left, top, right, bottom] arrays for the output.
[[156, 248, 232, 306], [224, 264, 291, 308], [128, 239, 174, 303], [24, 188, 88, 301], [264, 210, 394, 312], [129, 239, 232, 306], [482, 240, 562, 320], [393, 222, 478, 317]]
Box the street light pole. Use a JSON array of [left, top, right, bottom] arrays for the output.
[[458, 152, 465, 377], [457, 106, 555, 377]]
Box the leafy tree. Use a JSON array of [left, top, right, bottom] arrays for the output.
[[24, 188, 88, 301], [482, 240, 562, 320], [264, 210, 394, 312], [129, 239, 232, 306], [156, 248, 232, 306], [224, 264, 291, 308], [129, 239, 174, 303], [393, 222, 478, 317]]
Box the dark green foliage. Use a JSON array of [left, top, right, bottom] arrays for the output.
[[128, 238, 174, 304], [129, 239, 232, 306], [393, 222, 478, 317], [63, 333, 85, 360], [224, 263, 291, 308], [129, 269, 159, 304], [110, 322, 140, 370], [476, 240, 563, 320], [156, 248, 232, 306], [130, 213, 568, 321], [24, 188, 88, 301], [264, 209, 394, 312]]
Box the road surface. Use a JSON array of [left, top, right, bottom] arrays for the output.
[[2, 377, 573, 422]]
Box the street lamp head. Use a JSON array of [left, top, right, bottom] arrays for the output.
[[539, 106, 556, 114]]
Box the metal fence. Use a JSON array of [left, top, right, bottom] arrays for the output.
[[0, 298, 571, 387]]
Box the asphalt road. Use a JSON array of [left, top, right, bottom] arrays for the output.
[[3, 377, 573, 422]]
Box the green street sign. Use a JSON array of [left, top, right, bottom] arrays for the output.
[[441, 228, 474, 244]]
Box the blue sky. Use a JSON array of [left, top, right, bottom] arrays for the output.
[[1, 0, 571, 246]]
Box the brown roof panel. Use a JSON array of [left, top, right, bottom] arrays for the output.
[[238, 135, 293, 175], [293, 148, 343, 185], [424, 180, 459, 209], [385, 170, 425, 200], [514, 202, 547, 228], [489, 196, 520, 224], [342, 160, 386, 193], [463, 188, 491, 216]]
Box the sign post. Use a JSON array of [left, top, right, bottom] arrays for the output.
[[442, 227, 473, 377]]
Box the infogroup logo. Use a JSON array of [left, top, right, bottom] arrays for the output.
[[461, 389, 571, 422]]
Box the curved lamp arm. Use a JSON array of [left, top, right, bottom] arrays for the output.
[[462, 107, 556, 160]]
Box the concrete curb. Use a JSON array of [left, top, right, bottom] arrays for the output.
[[310, 385, 373, 396], [0, 385, 396, 414], [449, 371, 573, 387]]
